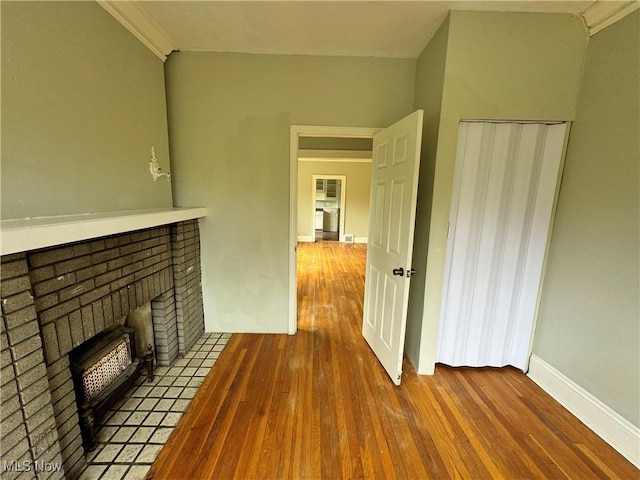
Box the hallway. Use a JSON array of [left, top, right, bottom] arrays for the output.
[[147, 242, 637, 479]]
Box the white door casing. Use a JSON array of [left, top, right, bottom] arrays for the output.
[[311, 174, 347, 242], [437, 121, 567, 369], [289, 125, 381, 335], [362, 110, 424, 385]]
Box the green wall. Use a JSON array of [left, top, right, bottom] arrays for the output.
[[165, 52, 415, 332], [416, 11, 588, 373], [6, 2, 636, 427], [533, 11, 640, 427], [1, 1, 172, 219], [405, 16, 450, 371], [297, 161, 371, 240], [298, 137, 372, 151]]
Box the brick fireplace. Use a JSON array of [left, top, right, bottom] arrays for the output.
[[1, 213, 205, 480]]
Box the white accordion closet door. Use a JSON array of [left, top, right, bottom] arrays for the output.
[[437, 121, 567, 370]]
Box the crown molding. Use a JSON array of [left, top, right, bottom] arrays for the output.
[[97, 0, 177, 61], [580, 0, 640, 36]]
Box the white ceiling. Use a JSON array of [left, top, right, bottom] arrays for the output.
[[130, 0, 595, 58]]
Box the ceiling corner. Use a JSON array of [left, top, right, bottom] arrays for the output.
[[580, 0, 639, 36], [97, 0, 177, 61]]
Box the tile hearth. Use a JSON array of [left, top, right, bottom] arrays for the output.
[[77, 332, 230, 480]]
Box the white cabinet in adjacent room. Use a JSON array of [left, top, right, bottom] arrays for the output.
[[323, 208, 339, 232], [315, 210, 324, 229]]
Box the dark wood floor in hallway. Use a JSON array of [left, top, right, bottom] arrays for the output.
[[147, 242, 637, 479]]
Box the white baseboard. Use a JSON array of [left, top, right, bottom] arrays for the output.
[[298, 235, 366, 244], [527, 354, 640, 468]]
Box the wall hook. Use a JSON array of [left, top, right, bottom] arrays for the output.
[[149, 146, 171, 182]]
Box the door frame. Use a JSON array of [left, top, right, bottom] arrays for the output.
[[289, 125, 381, 334], [311, 174, 347, 242]]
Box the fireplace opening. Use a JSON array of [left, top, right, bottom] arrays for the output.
[[126, 302, 156, 366], [70, 325, 153, 451]]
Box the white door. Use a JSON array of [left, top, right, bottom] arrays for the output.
[[437, 121, 567, 369], [362, 110, 423, 385]]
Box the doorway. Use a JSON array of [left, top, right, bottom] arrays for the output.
[[312, 175, 346, 242], [289, 111, 424, 387], [289, 125, 379, 334]]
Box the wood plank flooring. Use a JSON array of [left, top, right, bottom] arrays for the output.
[[147, 242, 638, 479], [315, 230, 339, 242]]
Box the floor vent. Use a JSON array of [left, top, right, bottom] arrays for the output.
[[343, 234, 354, 243]]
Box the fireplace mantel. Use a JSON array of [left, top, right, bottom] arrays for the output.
[[1, 210, 207, 477], [0, 207, 207, 255]]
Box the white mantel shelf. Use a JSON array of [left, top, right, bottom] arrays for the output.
[[0, 208, 207, 256]]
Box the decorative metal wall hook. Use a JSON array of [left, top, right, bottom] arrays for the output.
[[149, 146, 171, 182]]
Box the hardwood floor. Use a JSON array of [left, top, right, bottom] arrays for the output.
[[147, 242, 637, 479], [315, 229, 339, 241]]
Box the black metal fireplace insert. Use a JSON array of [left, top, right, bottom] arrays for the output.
[[70, 326, 154, 451]]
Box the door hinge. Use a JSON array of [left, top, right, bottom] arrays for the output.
[[396, 371, 402, 382]]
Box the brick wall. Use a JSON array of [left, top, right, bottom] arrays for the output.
[[0, 220, 205, 479], [28, 227, 178, 478], [171, 221, 205, 355], [46, 356, 83, 479], [29, 226, 175, 366], [1, 253, 64, 480], [151, 292, 178, 366]]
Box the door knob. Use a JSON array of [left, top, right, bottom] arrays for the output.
[[393, 267, 416, 278]]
